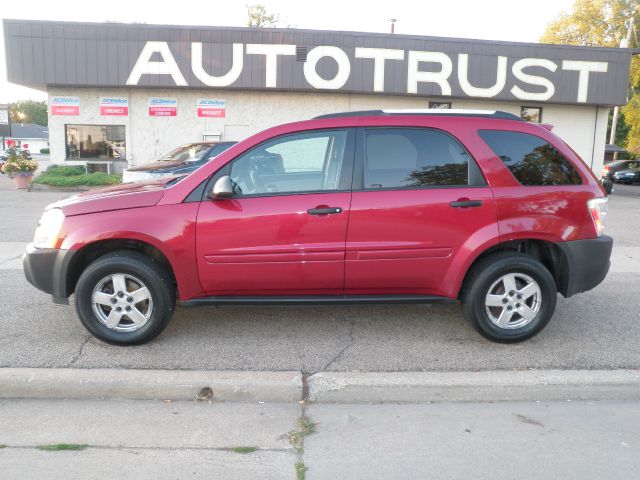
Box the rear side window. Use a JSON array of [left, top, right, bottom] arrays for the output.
[[363, 128, 471, 189], [479, 130, 582, 185]]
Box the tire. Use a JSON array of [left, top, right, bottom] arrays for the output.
[[461, 252, 557, 343], [602, 179, 613, 195], [75, 251, 176, 345]]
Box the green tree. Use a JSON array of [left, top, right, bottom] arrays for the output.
[[540, 0, 640, 153], [247, 4, 279, 27], [9, 100, 48, 126]]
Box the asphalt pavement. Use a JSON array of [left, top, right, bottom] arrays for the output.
[[1, 175, 639, 373]]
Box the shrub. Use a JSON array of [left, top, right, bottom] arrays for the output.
[[40, 147, 50, 154], [45, 165, 86, 176], [33, 171, 122, 187]]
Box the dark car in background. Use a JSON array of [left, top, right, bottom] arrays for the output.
[[602, 159, 640, 181], [122, 142, 236, 183], [613, 166, 640, 184]]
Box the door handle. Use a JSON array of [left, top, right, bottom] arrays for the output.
[[450, 200, 483, 208], [307, 207, 343, 215]]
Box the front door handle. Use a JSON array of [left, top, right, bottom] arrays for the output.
[[450, 200, 483, 208], [307, 207, 343, 215]]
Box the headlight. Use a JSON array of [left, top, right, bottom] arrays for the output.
[[33, 208, 65, 249]]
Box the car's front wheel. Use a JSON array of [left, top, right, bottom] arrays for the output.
[[461, 252, 557, 343], [75, 251, 175, 345]]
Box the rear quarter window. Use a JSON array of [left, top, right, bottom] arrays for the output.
[[479, 130, 582, 186]]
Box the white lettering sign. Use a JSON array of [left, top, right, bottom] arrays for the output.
[[561, 60, 608, 103], [125, 41, 612, 104], [192, 43, 244, 87], [127, 42, 187, 86], [511, 58, 558, 101], [407, 51, 453, 95], [303, 46, 351, 90]]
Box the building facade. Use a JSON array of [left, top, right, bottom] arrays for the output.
[[3, 19, 634, 175]]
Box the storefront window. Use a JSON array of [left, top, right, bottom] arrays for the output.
[[65, 124, 126, 160], [520, 107, 542, 123], [429, 102, 451, 109]]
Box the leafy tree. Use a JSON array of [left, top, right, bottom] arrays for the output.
[[247, 4, 279, 28], [540, 0, 639, 154], [9, 100, 48, 126]]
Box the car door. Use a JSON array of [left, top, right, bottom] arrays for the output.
[[196, 129, 354, 295], [344, 127, 499, 297]]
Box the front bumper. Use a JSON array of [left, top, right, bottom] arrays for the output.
[[556, 235, 613, 297], [23, 243, 76, 304]]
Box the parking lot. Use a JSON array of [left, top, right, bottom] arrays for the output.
[[1, 175, 639, 373]]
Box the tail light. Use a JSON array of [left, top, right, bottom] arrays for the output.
[[587, 198, 608, 237]]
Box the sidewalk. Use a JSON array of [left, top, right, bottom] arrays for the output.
[[1, 397, 638, 479]]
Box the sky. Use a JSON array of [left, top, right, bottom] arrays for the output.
[[0, 0, 577, 103]]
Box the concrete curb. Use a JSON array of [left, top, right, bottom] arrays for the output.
[[3, 368, 639, 403], [307, 370, 640, 403], [0, 368, 303, 403]]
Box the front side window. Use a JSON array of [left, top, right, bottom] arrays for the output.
[[363, 128, 470, 189], [65, 124, 125, 160], [229, 130, 348, 196], [479, 130, 582, 186]]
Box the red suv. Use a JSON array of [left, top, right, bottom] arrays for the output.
[[24, 110, 612, 345]]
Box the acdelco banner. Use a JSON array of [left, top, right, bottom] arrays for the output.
[[197, 99, 225, 118], [148, 98, 177, 117], [100, 97, 129, 116], [50, 96, 80, 116]]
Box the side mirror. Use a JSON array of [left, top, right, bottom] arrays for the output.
[[210, 175, 234, 199]]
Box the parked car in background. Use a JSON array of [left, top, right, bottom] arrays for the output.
[[122, 142, 236, 183], [602, 159, 640, 181], [612, 166, 640, 184], [24, 109, 611, 345]]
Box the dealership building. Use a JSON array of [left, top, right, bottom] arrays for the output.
[[2, 19, 634, 174]]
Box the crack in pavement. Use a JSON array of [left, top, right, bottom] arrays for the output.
[[323, 320, 355, 371], [67, 335, 92, 367], [0, 255, 22, 265], [1, 445, 295, 453]]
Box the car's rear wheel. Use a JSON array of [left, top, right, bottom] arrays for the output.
[[461, 252, 557, 343], [75, 251, 175, 345]]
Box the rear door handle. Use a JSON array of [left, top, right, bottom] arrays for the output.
[[307, 207, 343, 215], [450, 200, 483, 208]]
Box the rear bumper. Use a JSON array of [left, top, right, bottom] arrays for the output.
[[556, 235, 613, 297], [23, 243, 75, 304]]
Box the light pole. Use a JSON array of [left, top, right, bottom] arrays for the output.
[[389, 18, 397, 34]]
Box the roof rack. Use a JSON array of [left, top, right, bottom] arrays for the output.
[[314, 109, 523, 121]]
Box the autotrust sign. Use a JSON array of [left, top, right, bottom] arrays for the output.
[[126, 41, 613, 104], [3, 21, 633, 106]]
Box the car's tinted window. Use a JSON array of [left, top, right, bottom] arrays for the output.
[[479, 130, 582, 185], [363, 128, 469, 189], [230, 130, 347, 195]]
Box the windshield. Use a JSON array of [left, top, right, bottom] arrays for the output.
[[160, 144, 211, 162]]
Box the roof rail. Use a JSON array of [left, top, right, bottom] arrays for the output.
[[314, 109, 523, 121]]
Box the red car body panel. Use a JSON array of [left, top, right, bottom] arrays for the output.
[[345, 188, 499, 298], [48, 114, 605, 302], [195, 192, 351, 295], [59, 203, 204, 301]]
